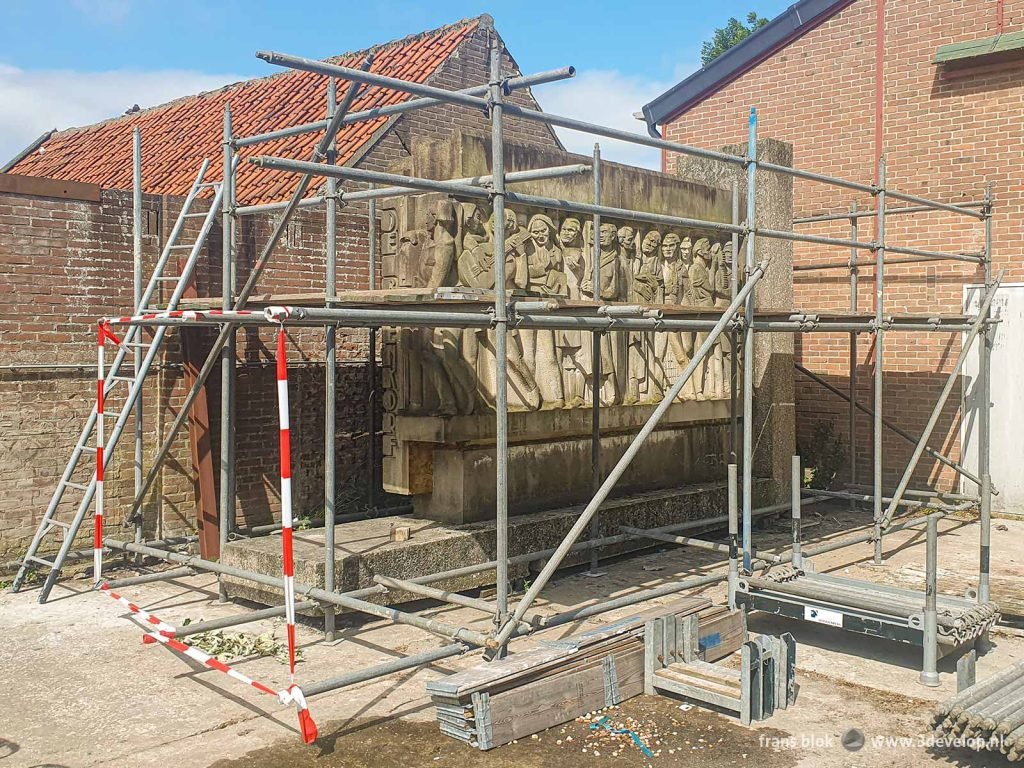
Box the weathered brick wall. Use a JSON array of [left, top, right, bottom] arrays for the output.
[[662, 0, 1022, 491], [0, 25, 561, 562]]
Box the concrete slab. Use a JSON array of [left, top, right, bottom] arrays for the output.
[[221, 481, 771, 607]]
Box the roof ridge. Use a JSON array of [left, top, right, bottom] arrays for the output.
[[31, 14, 485, 143]]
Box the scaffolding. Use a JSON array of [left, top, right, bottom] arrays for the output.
[[12, 31, 999, 736]]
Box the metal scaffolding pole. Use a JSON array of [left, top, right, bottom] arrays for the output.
[[128, 56, 374, 522], [233, 66, 575, 148], [727, 463, 739, 609], [258, 48, 984, 224], [174, 601, 320, 638], [367, 189, 378, 513], [258, 51, 489, 110], [979, 186, 994, 607], [730, 182, 740, 463], [795, 363, 982, 486], [131, 127, 144, 548], [794, 254, 981, 271], [920, 514, 940, 686], [488, 37, 511, 659], [323, 80, 338, 641], [218, 104, 236, 601], [848, 202, 859, 507], [302, 644, 469, 698], [791, 455, 803, 568], [588, 143, 602, 575], [872, 156, 886, 563], [234, 165, 591, 216], [880, 274, 1002, 527], [491, 260, 769, 650], [794, 201, 985, 224], [103, 538, 494, 649], [741, 108, 758, 572]]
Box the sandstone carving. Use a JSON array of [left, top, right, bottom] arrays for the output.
[[381, 197, 737, 417]]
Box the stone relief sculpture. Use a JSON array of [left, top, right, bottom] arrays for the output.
[[556, 217, 587, 407], [381, 198, 738, 416]]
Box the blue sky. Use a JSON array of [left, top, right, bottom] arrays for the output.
[[0, 0, 792, 167]]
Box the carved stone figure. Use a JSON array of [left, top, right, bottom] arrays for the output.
[[457, 205, 541, 410], [625, 229, 667, 404], [590, 222, 625, 404], [660, 235, 697, 400], [689, 237, 717, 400], [711, 240, 733, 398], [520, 214, 565, 406], [556, 217, 586, 406]]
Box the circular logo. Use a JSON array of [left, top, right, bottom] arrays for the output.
[[842, 728, 865, 752]]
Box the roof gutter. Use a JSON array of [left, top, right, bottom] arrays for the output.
[[642, 0, 854, 132], [1, 129, 55, 174]]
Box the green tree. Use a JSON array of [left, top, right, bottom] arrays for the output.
[[701, 12, 770, 65]]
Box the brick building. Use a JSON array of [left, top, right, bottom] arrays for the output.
[[0, 15, 561, 561], [643, 0, 1022, 512]]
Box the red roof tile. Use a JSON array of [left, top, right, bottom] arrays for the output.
[[7, 17, 481, 205]]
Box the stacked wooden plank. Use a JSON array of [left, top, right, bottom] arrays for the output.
[[427, 596, 741, 750], [696, 604, 748, 662]]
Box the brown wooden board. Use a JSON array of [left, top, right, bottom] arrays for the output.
[[428, 596, 710, 700], [698, 609, 747, 662], [0, 172, 102, 202], [482, 649, 645, 749]]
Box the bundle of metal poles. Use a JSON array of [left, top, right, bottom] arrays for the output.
[[933, 660, 1024, 760]]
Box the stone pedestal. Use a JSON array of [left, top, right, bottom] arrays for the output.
[[220, 480, 772, 609], [394, 400, 730, 523]]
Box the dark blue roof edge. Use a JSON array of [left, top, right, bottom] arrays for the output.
[[643, 0, 856, 131]]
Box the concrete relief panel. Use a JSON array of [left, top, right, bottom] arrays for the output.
[[376, 132, 767, 523], [380, 197, 739, 416]]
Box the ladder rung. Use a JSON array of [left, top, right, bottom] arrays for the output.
[[169, 245, 194, 249], [112, 376, 136, 382], [155, 276, 181, 281], [26, 555, 55, 567], [183, 212, 208, 218], [45, 520, 72, 530], [61, 481, 90, 491], [125, 342, 151, 349]]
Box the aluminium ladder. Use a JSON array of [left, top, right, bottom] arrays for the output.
[[12, 160, 227, 602]]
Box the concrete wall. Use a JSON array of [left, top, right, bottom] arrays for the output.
[[662, 0, 1020, 491]]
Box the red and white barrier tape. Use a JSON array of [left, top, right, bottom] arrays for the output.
[[275, 326, 298, 679], [94, 322, 121, 582], [98, 583, 318, 743], [105, 309, 263, 325], [98, 583, 177, 637]]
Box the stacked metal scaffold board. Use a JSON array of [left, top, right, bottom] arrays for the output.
[[9, 23, 1003, 746], [644, 612, 795, 725]]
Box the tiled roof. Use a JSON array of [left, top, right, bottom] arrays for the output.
[[7, 17, 481, 204]]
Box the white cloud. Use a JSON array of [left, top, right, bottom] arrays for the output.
[[0, 63, 243, 166], [532, 69, 676, 170], [69, 0, 134, 25]]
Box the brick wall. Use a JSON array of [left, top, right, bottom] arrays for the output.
[[0, 25, 561, 562], [662, 0, 1022, 491]]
